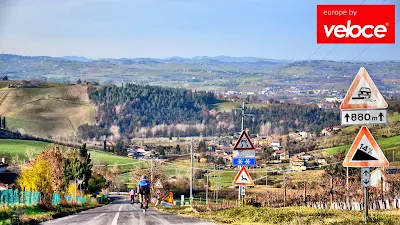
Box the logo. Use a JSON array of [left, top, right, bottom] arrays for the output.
[[317, 5, 395, 44]]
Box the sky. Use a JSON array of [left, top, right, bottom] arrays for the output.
[[0, 0, 399, 61]]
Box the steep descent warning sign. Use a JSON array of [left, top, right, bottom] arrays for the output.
[[233, 131, 255, 150], [343, 126, 389, 167], [161, 192, 174, 204], [232, 166, 254, 186], [340, 67, 388, 110]]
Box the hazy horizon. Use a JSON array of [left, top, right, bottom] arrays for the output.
[[0, 0, 399, 61]]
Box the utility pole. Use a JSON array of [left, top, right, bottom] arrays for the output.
[[346, 167, 349, 208], [190, 139, 194, 205], [206, 170, 209, 204], [284, 175, 286, 207], [150, 158, 154, 195], [303, 181, 307, 206], [213, 164, 216, 201], [393, 150, 395, 162]]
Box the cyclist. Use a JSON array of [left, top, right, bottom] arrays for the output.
[[137, 175, 151, 209], [129, 188, 136, 204]]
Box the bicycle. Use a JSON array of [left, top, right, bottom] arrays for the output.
[[141, 195, 149, 214]]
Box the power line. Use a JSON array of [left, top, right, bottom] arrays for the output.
[[295, 0, 390, 77]]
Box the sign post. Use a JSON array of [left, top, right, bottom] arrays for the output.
[[232, 130, 256, 206], [341, 67, 389, 224], [232, 166, 254, 206], [154, 180, 163, 206], [362, 168, 370, 223]]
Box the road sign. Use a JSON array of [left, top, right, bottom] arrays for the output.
[[151, 197, 157, 204], [343, 126, 389, 167], [232, 166, 254, 186], [161, 192, 174, 204], [233, 150, 255, 158], [161, 201, 173, 208], [232, 157, 256, 166], [341, 109, 386, 125], [154, 179, 163, 189], [156, 189, 161, 196], [233, 131, 255, 150], [362, 168, 370, 187], [340, 67, 388, 110]]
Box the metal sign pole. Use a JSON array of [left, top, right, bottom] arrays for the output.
[[362, 167, 370, 224], [364, 186, 369, 224]]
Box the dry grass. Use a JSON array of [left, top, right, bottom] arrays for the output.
[[0, 85, 95, 138]]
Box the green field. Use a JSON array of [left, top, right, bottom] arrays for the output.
[[0, 139, 141, 170], [325, 135, 400, 155]]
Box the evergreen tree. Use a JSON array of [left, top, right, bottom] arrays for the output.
[[2, 117, 5, 129], [103, 139, 107, 151], [78, 143, 92, 187], [176, 144, 181, 154], [197, 140, 207, 152]]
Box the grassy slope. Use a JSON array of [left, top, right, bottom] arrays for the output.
[[159, 205, 400, 225], [0, 84, 95, 139], [325, 135, 400, 155], [0, 139, 139, 169]]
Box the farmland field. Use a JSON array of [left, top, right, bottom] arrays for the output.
[[0, 85, 95, 139], [0, 139, 141, 171], [325, 135, 400, 155]]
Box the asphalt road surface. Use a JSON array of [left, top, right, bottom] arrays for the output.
[[41, 196, 217, 225]]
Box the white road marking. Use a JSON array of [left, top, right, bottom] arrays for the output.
[[83, 213, 105, 225], [111, 205, 122, 225]]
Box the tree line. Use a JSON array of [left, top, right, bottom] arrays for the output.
[[77, 83, 340, 141]]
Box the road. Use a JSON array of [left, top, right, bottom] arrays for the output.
[[41, 196, 217, 225]]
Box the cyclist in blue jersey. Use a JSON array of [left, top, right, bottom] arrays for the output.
[[137, 175, 151, 209]]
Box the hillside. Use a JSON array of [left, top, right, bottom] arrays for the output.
[[0, 82, 95, 139], [1, 54, 399, 96]]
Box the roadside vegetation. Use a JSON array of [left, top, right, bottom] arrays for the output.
[[158, 205, 400, 225]]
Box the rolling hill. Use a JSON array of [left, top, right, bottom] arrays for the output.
[[0, 82, 95, 139]]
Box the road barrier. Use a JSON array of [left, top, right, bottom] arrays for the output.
[[0, 189, 109, 206]]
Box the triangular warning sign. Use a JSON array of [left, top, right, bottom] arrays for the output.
[[343, 126, 389, 167], [154, 179, 163, 189], [233, 131, 255, 150], [340, 67, 388, 110], [232, 166, 254, 186], [161, 192, 174, 204]]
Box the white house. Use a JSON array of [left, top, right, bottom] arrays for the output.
[[370, 167, 400, 192], [271, 142, 282, 150]]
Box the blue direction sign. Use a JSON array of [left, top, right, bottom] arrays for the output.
[[161, 201, 174, 208], [232, 157, 256, 166]]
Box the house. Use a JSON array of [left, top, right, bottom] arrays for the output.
[[320, 128, 332, 136], [370, 167, 400, 193], [208, 144, 217, 152], [0, 158, 19, 190], [316, 157, 327, 165], [298, 132, 310, 138], [254, 136, 273, 146], [271, 141, 282, 150], [291, 165, 307, 171], [297, 152, 314, 161], [290, 155, 306, 171]]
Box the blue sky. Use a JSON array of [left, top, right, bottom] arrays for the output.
[[0, 0, 398, 61]]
